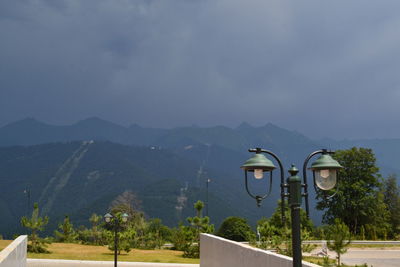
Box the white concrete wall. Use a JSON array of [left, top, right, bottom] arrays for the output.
[[200, 234, 320, 267], [0, 235, 27, 267]]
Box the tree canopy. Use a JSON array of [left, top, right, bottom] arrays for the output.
[[216, 216, 254, 241], [383, 174, 400, 238], [316, 147, 388, 236]]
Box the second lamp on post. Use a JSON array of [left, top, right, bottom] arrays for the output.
[[104, 212, 129, 267], [241, 148, 342, 267]]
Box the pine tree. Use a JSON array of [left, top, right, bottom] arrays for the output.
[[54, 215, 77, 243], [183, 200, 214, 258], [21, 203, 51, 253]]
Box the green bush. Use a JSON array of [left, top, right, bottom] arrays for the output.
[[216, 216, 254, 242]]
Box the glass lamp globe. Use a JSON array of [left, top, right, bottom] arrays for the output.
[[314, 169, 337, 190], [104, 213, 113, 223], [310, 153, 342, 191], [122, 213, 129, 222]]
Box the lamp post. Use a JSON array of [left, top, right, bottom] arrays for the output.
[[206, 178, 211, 217], [23, 186, 31, 216], [104, 212, 129, 267], [241, 148, 342, 267]]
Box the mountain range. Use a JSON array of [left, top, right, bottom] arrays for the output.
[[0, 117, 399, 237]]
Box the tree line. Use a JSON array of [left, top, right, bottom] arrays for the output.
[[20, 192, 214, 258]]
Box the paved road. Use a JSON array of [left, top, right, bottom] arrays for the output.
[[27, 259, 199, 267], [341, 249, 400, 267], [303, 240, 400, 245], [308, 248, 400, 267]]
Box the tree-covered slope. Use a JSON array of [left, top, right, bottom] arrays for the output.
[[0, 141, 250, 237]]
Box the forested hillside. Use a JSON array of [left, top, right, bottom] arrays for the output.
[[0, 118, 399, 237], [0, 141, 254, 237]]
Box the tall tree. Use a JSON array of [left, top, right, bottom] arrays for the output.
[[316, 147, 388, 235], [85, 213, 107, 245], [144, 218, 172, 249], [256, 220, 281, 250], [54, 215, 77, 243], [21, 203, 50, 253], [110, 190, 142, 217], [184, 200, 214, 258], [104, 212, 135, 255], [383, 174, 400, 238]]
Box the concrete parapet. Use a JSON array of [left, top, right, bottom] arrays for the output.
[[200, 234, 320, 267], [0, 235, 27, 267]]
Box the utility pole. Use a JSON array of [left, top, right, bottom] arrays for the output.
[[206, 178, 211, 217]]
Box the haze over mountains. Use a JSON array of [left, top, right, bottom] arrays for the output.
[[0, 117, 399, 237]]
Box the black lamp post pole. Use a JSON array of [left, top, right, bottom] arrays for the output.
[[288, 165, 302, 267], [105, 213, 128, 267], [206, 179, 210, 217], [114, 221, 118, 267]]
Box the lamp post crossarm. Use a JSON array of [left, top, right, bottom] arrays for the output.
[[250, 148, 287, 224], [302, 149, 326, 217], [261, 150, 286, 223]]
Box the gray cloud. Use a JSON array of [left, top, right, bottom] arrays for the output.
[[1, 0, 400, 139]]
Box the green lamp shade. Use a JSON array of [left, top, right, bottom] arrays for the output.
[[241, 153, 275, 179], [310, 154, 342, 190], [310, 154, 342, 170]]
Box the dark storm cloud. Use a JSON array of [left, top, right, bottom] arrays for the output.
[[1, 0, 400, 139]]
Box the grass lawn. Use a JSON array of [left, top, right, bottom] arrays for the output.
[[0, 241, 199, 264], [0, 240, 12, 250]]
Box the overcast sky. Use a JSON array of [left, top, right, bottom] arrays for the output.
[[1, 0, 400, 139]]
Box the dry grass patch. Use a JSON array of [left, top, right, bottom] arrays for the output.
[[0, 240, 12, 251], [30, 243, 199, 264], [1, 241, 198, 264]]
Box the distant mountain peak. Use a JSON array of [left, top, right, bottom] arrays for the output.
[[236, 122, 254, 130], [261, 122, 297, 133], [262, 122, 281, 129]]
